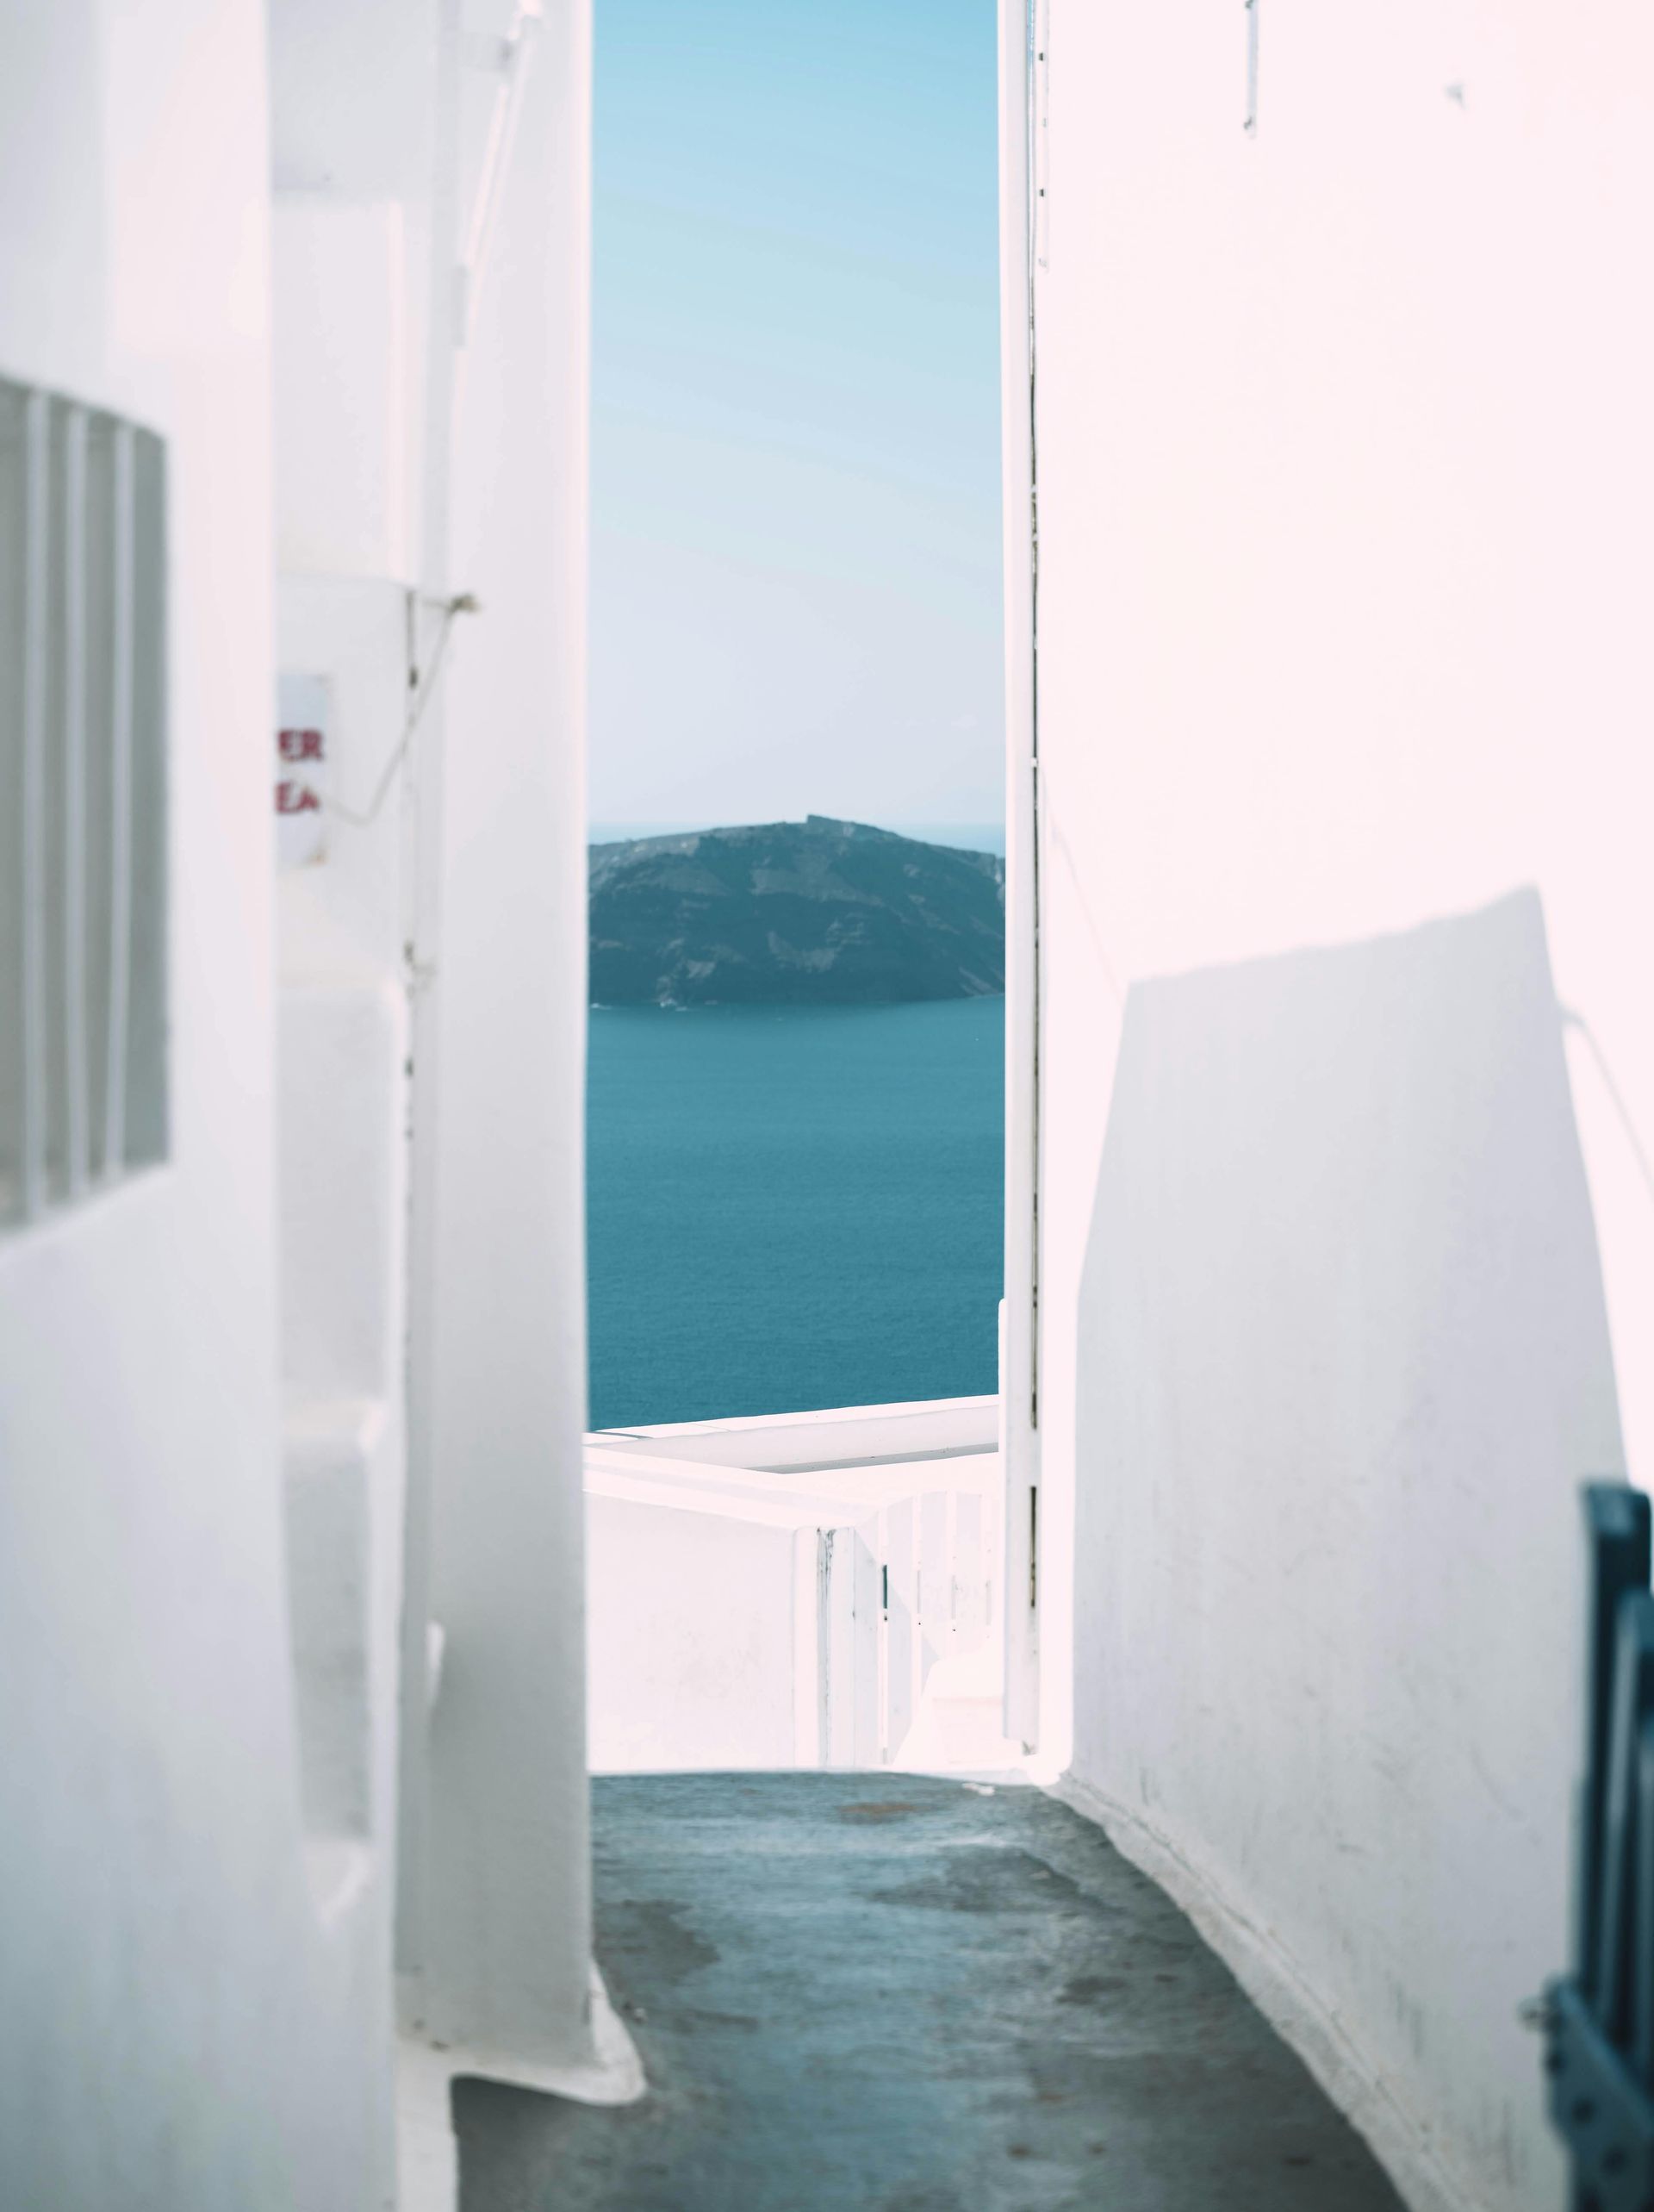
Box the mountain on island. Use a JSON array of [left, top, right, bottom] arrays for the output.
[[589, 816, 1005, 1006]]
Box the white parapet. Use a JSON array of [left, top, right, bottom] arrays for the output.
[[586, 1398, 1007, 1774]]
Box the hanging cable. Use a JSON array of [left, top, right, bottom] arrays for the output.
[[457, 1, 543, 348], [1560, 1003, 1654, 1212], [326, 591, 478, 831]]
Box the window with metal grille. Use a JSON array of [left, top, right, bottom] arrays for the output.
[[0, 376, 166, 1228]]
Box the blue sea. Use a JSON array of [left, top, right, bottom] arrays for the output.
[[586, 997, 1004, 1430]]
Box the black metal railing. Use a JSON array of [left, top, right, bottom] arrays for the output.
[[1544, 1483, 1654, 2209]]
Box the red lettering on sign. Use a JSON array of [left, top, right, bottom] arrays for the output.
[[279, 726, 325, 763], [276, 781, 322, 815]]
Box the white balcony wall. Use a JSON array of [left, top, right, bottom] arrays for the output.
[[0, 3, 389, 2205], [588, 1481, 832, 1772], [588, 1401, 1004, 1773], [603, 1394, 998, 1470], [1021, 2, 1654, 2207]]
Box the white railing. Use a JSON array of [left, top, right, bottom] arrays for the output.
[[585, 1396, 1004, 1773]]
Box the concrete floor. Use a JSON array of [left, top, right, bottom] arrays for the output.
[[454, 1773, 1405, 2212]]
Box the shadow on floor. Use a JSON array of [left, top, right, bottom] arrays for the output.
[[454, 1772, 1404, 2212]]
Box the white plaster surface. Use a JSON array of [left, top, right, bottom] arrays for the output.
[[273, 197, 409, 581], [397, 1970, 644, 2212], [1, 7, 602, 2201], [283, 1399, 395, 1843], [1020, 6, 1654, 2195], [414, 0, 600, 2072], [279, 954, 407, 1404], [269, 0, 601, 2092], [588, 1492, 814, 1771], [601, 1394, 999, 1469], [269, 31, 432, 2209], [277, 576, 411, 965], [587, 1405, 1004, 1774], [1069, 894, 1622, 2211], [0, 4, 391, 2203], [1028, 0, 1654, 1774]]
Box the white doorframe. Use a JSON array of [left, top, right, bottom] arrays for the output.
[[998, 0, 1042, 1750]]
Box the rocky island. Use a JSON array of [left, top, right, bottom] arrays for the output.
[[589, 816, 1005, 1006]]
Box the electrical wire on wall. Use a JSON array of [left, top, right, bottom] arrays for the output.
[[1562, 1005, 1654, 1212], [326, 591, 478, 832]]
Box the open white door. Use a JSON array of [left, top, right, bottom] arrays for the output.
[[998, 0, 1042, 1752]]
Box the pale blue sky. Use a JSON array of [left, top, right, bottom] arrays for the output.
[[589, 0, 1004, 834]]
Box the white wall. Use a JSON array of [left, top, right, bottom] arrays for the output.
[[270, 151, 421, 2165], [1066, 894, 1620, 2210], [269, 13, 438, 2190], [416, 0, 600, 2071], [268, 0, 603, 2092], [588, 1492, 818, 1772], [273, 200, 410, 580], [0, 4, 388, 2205], [1030, 0, 1654, 1763], [598, 1394, 998, 1468], [1023, 0, 1654, 2202], [586, 1407, 1002, 1773]]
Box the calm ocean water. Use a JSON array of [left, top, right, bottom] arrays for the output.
[[586, 997, 1004, 1430]]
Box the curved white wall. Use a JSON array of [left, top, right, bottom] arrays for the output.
[[1067, 894, 1620, 2211]]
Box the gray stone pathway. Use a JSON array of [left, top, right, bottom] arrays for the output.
[[454, 1772, 1405, 2211]]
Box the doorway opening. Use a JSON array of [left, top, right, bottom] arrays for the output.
[[581, 0, 1023, 1779]]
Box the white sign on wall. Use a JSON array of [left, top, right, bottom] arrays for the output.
[[276, 671, 330, 869]]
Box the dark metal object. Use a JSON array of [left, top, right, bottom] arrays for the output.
[[1545, 1484, 1654, 2209]]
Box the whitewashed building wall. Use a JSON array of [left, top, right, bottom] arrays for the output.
[[269, 0, 601, 2082], [1017, 1, 1654, 2205], [0, 3, 391, 2203]]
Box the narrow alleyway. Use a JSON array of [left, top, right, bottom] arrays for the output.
[[454, 1774, 1403, 2211]]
